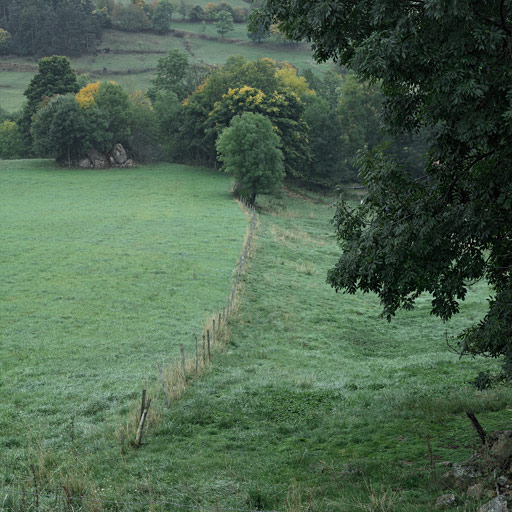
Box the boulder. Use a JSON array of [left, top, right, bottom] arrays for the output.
[[79, 157, 92, 169], [88, 150, 108, 169], [435, 493, 457, 509], [442, 463, 480, 489], [478, 496, 508, 512], [123, 159, 135, 168], [111, 143, 128, 164], [491, 439, 512, 468]]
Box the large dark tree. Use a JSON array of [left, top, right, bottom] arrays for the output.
[[254, 1, 512, 375], [19, 55, 79, 153]]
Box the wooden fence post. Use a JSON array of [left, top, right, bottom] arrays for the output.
[[202, 335, 206, 365], [195, 336, 198, 374], [140, 389, 146, 420], [180, 344, 186, 382], [135, 397, 151, 448], [212, 319, 216, 345], [207, 330, 211, 362], [157, 367, 170, 407]]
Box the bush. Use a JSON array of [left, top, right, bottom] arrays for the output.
[[0, 121, 23, 159]]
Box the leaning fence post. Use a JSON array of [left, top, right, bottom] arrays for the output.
[[202, 335, 206, 365], [135, 397, 151, 448], [140, 389, 146, 421], [207, 330, 211, 362]]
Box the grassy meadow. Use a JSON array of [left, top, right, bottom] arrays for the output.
[[1, 162, 509, 511], [0, 160, 248, 501]]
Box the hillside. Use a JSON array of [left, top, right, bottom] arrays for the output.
[[2, 164, 508, 510], [0, 26, 323, 112]]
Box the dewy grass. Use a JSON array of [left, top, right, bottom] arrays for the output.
[[0, 160, 247, 493], [1, 167, 509, 511]]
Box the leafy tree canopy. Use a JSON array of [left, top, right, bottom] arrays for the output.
[[152, 0, 174, 33], [179, 56, 311, 174], [207, 85, 310, 178], [24, 56, 79, 113], [254, 1, 512, 375], [216, 112, 284, 205], [215, 9, 234, 38], [5, 0, 101, 56]]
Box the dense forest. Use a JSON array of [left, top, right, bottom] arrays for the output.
[[0, 0, 254, 56]]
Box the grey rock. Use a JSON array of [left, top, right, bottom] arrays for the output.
[[498, 476, 509, 487], [111, 143, 127, 164], [435, 493, 457, 509], [88, 149, 108, 169], [478, 496, 508, 512], [79, 157, 92, 169], [491, 439, 512, 467], [442, 463, 480, 489]]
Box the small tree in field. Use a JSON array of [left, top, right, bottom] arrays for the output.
[[215, 10, 234, 39], [216, 112, 284, 205]]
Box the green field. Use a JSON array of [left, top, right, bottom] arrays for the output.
[[0, 160, 248, 500], [1, 162, 508, 510], [0, 27, 324, 112]]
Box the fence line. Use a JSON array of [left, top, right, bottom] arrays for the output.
[[155, 196, 257, 413], [2, 197, 262, 512]]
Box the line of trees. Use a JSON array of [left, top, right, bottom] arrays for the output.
[[1, 51, 429, 192]]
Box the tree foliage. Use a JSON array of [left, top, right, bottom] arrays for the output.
[[255, 0, 512, 375], [216, 112, 284, 204], [215, 9, 234, 38], [32, 94, 88, 165], [111, 2, 150, 31], [152, 0, 174, 33], [179, 56, 310, 175], [3, 0, 101, 56], [0, 120, 23, 158], [20, 55, 79, 153]]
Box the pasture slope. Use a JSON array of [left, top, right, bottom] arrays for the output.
[[0, 160, 248, 506], [1, 161, 510, 511]]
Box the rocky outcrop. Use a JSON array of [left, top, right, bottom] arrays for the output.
[[478, 496, 508, 512], [111, 143, 128, 165], [435, 494, 457, 509], [76, 144, 134, 169], [440, 429, 512, 511]]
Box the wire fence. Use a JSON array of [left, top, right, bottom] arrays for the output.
[[1, 197, 268, 512]]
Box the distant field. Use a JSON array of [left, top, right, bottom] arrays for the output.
[[0, 160, 247, 492], [0, 27, 325, 112], [175, 20, 253, 40]]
